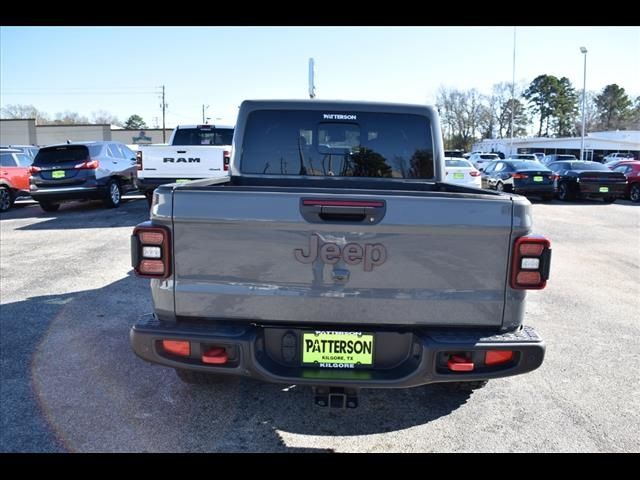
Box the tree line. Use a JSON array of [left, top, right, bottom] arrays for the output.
[[437, 77, 640, 151], [0, 104, 148, 130]]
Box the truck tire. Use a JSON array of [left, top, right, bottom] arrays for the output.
[[442, 380, 489, 392], [39, 201, 60, 212], [0, 186, 14, 212], [175, 368, 227, 385], [630, 184, 640, 203], [103, 179, 122, 208]]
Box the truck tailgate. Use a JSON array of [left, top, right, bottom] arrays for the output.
[[171, 188, 514, 327], [140, 146, 226, 178]]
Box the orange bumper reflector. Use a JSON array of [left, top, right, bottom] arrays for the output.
[[162, 340, 190, 357], [448, 355, 474, 372], [485, 350, 514, 366], [202, 347, 228, 365]]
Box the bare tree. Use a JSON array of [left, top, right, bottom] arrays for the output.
[[436, 87, 490, 150], [91, 110, 122, 126], [0, 103, 50, 124], [52, 111, 90, 124], [573, 90, 600, 134]]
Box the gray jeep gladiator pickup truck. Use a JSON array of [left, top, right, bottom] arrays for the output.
[[130, 100, 551, 408]]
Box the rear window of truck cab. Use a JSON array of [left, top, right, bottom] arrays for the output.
[[240, 110, 434, 179], [173, 127, 234, 146]]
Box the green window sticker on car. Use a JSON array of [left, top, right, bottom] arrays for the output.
[[52, 170, 65, 179]]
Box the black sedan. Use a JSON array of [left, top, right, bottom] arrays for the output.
[[480, 160, 555, 201], [547, 160, 627, 203]]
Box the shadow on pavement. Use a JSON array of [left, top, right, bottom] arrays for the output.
[[1, 274, 471, 452], [4, 197, 148, 230], [536, 198, 638, 206]]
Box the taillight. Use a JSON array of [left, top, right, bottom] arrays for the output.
[[511, 235, 551, 290], [223, 150, 231, 171], [469, 170, 480, 177], [28, 165, 41, 174], [512, 173, 528, 179], [131, 224, 171, 278], [74, 159, 99, 169], [136, 150, 143, 171]]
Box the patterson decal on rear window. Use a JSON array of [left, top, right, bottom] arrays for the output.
[[322, 113, 357, 120]]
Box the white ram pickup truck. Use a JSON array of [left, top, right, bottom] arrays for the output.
[[135, 124, 234, 204]]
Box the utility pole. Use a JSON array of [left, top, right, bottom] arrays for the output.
[[510, 27, 516, 155], [160, 85, 167, 143], [580, 47, 588, 161]]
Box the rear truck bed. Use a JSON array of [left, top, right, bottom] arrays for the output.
[[130, 177, 549, 394]]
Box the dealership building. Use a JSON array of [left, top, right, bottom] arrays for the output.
[[472, 130, 640, 162], [0, 118, 174, 147]]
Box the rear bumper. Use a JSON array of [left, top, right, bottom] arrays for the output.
[[513, 184, 555, 195], [578, 183, 626, 198], [130, 316, 545, 389], [30, 185, 107, 202]]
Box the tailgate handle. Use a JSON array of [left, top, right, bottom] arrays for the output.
[[300, 199, 386, 224], [176, 150, 187, 154]]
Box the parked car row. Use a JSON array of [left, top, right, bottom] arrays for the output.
[[475, 159, 637, 203], [1, 124, 235, 213], [3, 141, 639, 212]]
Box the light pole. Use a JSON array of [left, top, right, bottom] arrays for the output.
[[580, 47, 588, 161]]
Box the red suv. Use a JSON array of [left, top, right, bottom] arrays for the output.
[[0, 149, 32, 212]]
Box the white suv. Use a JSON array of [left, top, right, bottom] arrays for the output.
[[468, 153, 500, 170], [603, 152, 634, 163]]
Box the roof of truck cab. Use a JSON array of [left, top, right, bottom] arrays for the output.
[[240, 99, 435, 111], [175, 124, 234, 130]]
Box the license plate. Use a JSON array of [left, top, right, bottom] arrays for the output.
[[175, 179, 190, 183], [533, 176, 543, 182], [453, 172, 464, 179], [52, 170, 65, 179], [599, 186, 609, 193], [302, 331, 374, 368]]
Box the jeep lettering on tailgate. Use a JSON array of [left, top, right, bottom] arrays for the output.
[[294, 234, 387, 271]]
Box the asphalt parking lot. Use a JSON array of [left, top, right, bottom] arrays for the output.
[[1, 195, 638, 453]]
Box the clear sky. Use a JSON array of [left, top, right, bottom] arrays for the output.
[[1, 26, 639, 128]]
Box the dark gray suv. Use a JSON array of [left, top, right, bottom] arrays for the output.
[[29, 141, 137, 212]]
